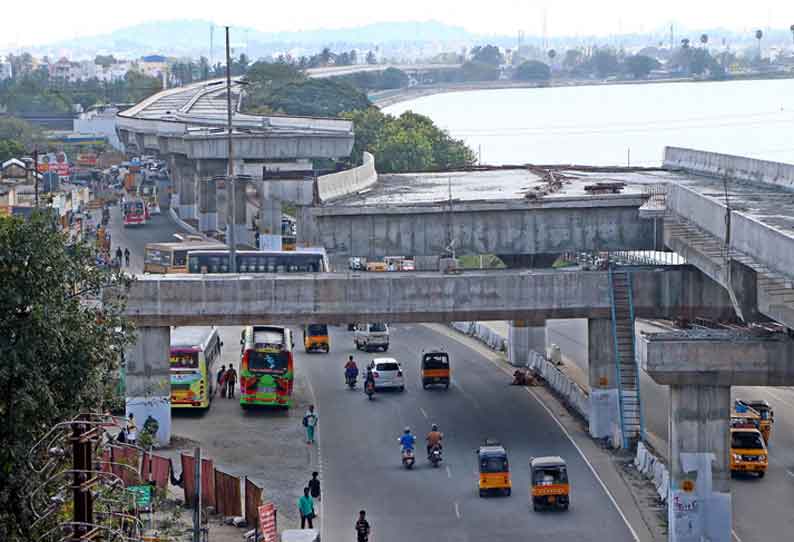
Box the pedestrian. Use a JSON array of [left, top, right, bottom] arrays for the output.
[[126, 413, 137, 446], [115, 246, 123, 264], [355, 510, 371, 542], [216, 365, 226, 398], [298, 487, 315, 529], [303, 405, 318, 444], [225, 365, 237, 399], [308, 471, 321, 501], [124, 248, 130, 267]]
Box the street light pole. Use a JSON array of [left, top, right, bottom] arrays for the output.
[[33, 147, 39, 207], [225, 25, 237, 272]]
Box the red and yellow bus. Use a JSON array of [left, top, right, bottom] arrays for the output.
[[170, 327, 222, 409], [239, 325, 294, 409]]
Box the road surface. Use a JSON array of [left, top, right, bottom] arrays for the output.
[[546, 318, 794, 542]]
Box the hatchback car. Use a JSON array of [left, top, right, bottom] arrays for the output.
[[370, 358, 405, 391]]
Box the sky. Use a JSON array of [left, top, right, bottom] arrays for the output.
[[3, 0, 794, 48]]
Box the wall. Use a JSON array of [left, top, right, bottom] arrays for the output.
[[317, 152, 377, 203], [664, 146, 794, 191]]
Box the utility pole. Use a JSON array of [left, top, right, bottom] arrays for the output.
[[33, 147, 39, 207], [225, 25, 237, 272]]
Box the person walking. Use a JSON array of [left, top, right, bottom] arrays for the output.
[[124, 248, 130, 267], [225, 365, 238, 399], [216, 365, 226, 398], [355, 510, 371, 542], [303, 405, 318, 444], [308, 471, 321, 502], [298, 487, 315, 529], [115, 246, 123, 266], [126, 413, 137, 446]]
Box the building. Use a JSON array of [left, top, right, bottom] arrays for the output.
[[74, 105, 124, 150]]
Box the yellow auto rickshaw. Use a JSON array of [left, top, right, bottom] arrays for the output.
[[477, 440, 511, 497], [737, 399, 774, 443], [530, 456, 570, 511], [421, 350, 451, 390], [303, 324, 330, 353]]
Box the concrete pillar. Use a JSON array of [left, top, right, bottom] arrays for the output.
[[258, 180, 282, 250], [508, 319, 545, 366], [587, 318, 621, 439], [181, 165, 197, 220], [198, 160, 218, 233], [124, 326, 171, 445], [295, 205, 318, 248], [668, 384, 731, 542], [226, 177, 248, 249], [169, 156, 180, 211]]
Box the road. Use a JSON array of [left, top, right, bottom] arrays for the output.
[[111, 209, 637, 541], [106, 205, 189, 272], [546, 319, 794, 542]]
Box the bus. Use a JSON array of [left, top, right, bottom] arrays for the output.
[[239, 325, 294, 408], [282, 216, 296, 251], [144, 241, 227, 273], [139, 182, 160, 215], [170, 327, 222, 409], [122, 198, 147, 227], [186, 249, 329, 274]]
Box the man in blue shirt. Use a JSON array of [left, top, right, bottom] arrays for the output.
[[399, 427, 416, 451]]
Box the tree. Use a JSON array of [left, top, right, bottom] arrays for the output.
[[0, 116, 44, 148], [0, 139, 25, 162], [681, 38, 690, 50], [94, 54, 116, 68], [0, 212, 131, 541], [380, 67, 409, 89], [755, 29, 763, 59], [460, 61, 499, 81], [547, 49, 557, 62], [124, 70, 163, 102], [252, 79, 370, 117], [320, 48, 333, 65], [349, 50, 358, 65], [700, 34, 708, 47], [590, 48, 620, 78], [365, 51, 377, 65], [470, 45, 504, 66], [514, 60, 551, 81], [624, 55, 660, 79]]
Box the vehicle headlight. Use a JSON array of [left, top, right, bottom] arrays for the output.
[[759, 455, 767, 462], [732, 453, 742, 461]]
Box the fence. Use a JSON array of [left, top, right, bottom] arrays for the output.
[[526, 351, 590, 421], [245, 478, 264, 530], [634, 441, 669, 503], [215, 470, 243, 517]]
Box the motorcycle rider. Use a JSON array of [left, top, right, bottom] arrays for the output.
[[426, 424, 444, 457], [399, 427, 416, 453], [364, 366, 376, 394], [344, 355, 359, 387]]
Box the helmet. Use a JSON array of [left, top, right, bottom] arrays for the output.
[[404, 427, 411, 433], [431, 424, 438, 431]]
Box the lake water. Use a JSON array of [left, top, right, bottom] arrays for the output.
[[384, 79, 794, 167]]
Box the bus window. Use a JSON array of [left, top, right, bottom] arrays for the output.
[[170, 351, 198, 369], [173, 250, 188, 268]]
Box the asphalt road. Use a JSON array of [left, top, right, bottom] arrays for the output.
[[110, 212, 637, 541], [105, 205, 189, 273], [546, 319, 794, 542]]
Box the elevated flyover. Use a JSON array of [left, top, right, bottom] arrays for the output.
[[122, 265, 734, 326], [303, 167, 680, 258]]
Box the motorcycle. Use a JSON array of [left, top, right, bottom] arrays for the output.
[[365, 379, 375, 400], [401, 448, 415, 469], [428, 445, 443, 468], [345, 368, 358, 390]]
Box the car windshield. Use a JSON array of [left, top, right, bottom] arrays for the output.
[[533, 467, 567, 485], [732, 431, 764, 449], [480, 456, 508, 473], [376, 362, 399, 371], [370, 323, 387, 332], [423, 354, 449, 369]]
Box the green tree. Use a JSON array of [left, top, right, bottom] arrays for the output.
[[0, 139, 25, 162], [590, 48, 620, 78], [342, 107, 388, 165], [255, 79, 370, 117], [0, 212, 131, 542], [380, 67, 409, 89], [365, 51, 377, 65], [514, 60, 551, 81], [0, 116, 44, 148], [624, 55, 660, 78], [470, 45, 504, 66], [460, 61, 499, 81], [124, 70, 163, 102], [376, 125, 434, 173], [94, 54, 116, 68]]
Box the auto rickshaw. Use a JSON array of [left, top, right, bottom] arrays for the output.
[[303, 324, 330, 353], [420, 350, 451, 389], [530, 456, 570, 511], [737, 399, 774, 443], [477, 440, 511, 497]]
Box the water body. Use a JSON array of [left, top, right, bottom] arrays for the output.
[[384, 78, 794, 167]]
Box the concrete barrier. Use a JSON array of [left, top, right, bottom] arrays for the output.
[[317, 152, 377, 203], [664, 146, 794, 191], [634, 441, 669, 503], [169, 206, 211, 241], [450, 321, 508, 352], [526, 351, 590, 421]]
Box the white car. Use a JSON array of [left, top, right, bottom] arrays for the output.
[[370, 358, 405, 391]]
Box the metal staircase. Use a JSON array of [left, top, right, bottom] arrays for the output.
[[608, 267, 644, 448]]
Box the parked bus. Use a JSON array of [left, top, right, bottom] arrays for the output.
[[239, 325, 294, 408], [122, 198, 147, 227], [170, 327, 222, 409], [144, 241, 227, 273], [186, 248, 329, 274]]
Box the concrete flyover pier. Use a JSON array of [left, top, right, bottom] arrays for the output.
[[638, 330, 794, 542]]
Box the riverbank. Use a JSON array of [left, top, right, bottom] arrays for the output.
[[371, 72, 794, 108]]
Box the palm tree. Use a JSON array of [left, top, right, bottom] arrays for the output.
[[755, 30, 763, 60], [681, 38, 690, 50], [547, 49, 556, 62], [700, 34, 708, 47]]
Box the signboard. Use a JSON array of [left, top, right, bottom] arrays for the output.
[[258, 502, 277, 542], [77, 153, 98, 167], [128, 484, 153, 508]]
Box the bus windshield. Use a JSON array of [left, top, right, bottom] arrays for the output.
[[170, 351, 199, 369], [249, 350, 290, 374]]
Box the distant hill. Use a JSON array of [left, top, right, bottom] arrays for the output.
[[31, 19, 489, 60]]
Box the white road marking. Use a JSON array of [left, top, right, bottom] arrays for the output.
[[733, 529, 743, 542], [420, 407, 429, 419], [305, 371, 326, 542], [454, 501, 461, 519], [446, 465, 452, 479], [452, 381, 482, 410]]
